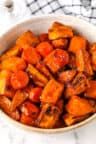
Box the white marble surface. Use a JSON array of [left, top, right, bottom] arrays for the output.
[[0, 0, 96, 144], [0, 114, 96, 144]]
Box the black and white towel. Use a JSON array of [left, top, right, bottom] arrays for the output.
[[25, 0, 96, 25]]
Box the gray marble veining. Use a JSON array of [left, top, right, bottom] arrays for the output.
[[73, 130, 80, 144]]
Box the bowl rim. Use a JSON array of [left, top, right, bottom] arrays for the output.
[[1, 109, 96, 133], [0, 14, 96, 133]]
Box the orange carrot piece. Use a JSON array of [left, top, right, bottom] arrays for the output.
[[0, 96, 20, 120], [63, 113, 89, 126], [76, 49, 93, 75], [36, 62, 53, 79], [16, 31, 39, 48], [3, 88, 15, 99], [27, 64, 48, 87], [20, 113, 35, 125], [37, 104, 60, 128], [1, 56, 26, 72], [0, 45, 21, 60], [22, 46, 41, 64], [52, 39, 68, 49], [11, 90, 28, 111], [65, 84, 76, 99], [85, 80, 96, 99], [29, 87, 42, 103], [48, 22, 73, 40], [69, 36, 87, 53], [58, 70, 76, 83], [41, 79, 64, 104], [72, 73, 89, 95], [66, 95, 94, 116], [90, 43, 96, 71], [76, 49, 85, 72], [21, 101, 39, 118], [44, 49, 69, 73], [36, 41, 53, 57], [11, 71, 29, 90]]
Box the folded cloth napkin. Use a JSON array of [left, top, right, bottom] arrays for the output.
[[24, 0, 96, 24]]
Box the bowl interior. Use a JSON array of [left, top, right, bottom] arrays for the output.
[[0, 15, 96, 133]]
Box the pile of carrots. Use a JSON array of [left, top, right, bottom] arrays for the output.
[[0, 22, 96, 129]]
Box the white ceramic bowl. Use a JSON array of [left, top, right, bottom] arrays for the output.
[[0, 14, 96, 133]]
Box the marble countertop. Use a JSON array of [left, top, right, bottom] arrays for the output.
[[0, 0, 96, 144], [0, 112, 96, 144]]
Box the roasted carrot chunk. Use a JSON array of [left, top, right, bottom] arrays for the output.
[[27, 64, 48, 87], [0, 45, 21, 60], [48, 22, 73, 40], [37, 104, 60, 128], [0, 96, 20, 120], [44, 49, 69, 73], [0, 70, 11, 85], [16, 31, 39, 48], [3, 88, 15, 99], [76, 49, 85, 72], [63, 114, 76, 126], [20, 113, 35, 125], [1, 56, 26, 72], [69, 36, 93, 75], [11, 71, 29, 90], [69, 36, 87, 53], [11, 90, 28, 111], [22, 46, 41, 64], [52, 39, 68, 49], [85, 80, 96, 99], [72, 73, 89, 95], [36, 41, 53, 57], [36, 62, 53, 79], [82, 50, 93, 75], [58, 70, 76, 83], [0, 95, 11, 115], [76, 49, 93, 75], [65, 84, 76, 99], [39, 33, 48, 42], [21, 101, 39, 118], [65, 73, 89, 98], [29, 87, 42, 103], [90, 43, 96, 70], [66, 95, 94, 116], [63, 113, 89, 126], [0, 70, 11, 94], [41, 79, 64, 104]]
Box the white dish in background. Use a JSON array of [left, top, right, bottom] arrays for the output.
[[0, 14, 96, 133]]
